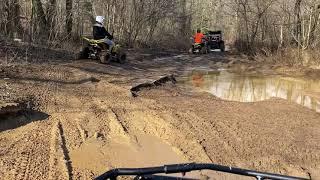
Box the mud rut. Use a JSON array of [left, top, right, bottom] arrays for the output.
[[0, 53, 319, 179], [0, 65, 216, 180]]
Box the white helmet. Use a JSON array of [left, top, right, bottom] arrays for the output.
[[95, 16, 105, 24]]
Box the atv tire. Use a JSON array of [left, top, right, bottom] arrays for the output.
[[201, 47, 208, 54], [118, 53, 127, 64], [77, 47, 89, 59], [99, 52, 111, 64]]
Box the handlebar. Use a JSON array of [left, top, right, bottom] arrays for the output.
[[95, 163, 309, 180]]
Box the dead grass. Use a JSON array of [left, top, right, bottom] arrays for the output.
[[0, 40, 75, 65], [255, 48, 320, 69]]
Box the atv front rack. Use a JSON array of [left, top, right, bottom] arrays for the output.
[[95, 163, 309, 180]]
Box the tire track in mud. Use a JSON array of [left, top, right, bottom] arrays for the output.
[[48, 89, 98, 147], [0, 123, 48, 180], [4, 125, 50, 180], [110, 107, 212, 163], [12, 151, 31, 180], [4, 143, 30, 180], [57, 122, 73, 180], [109, 108, 129, 133], [48, 121, 59, 180], [174, 111, 241, 164], [48, 121, 73, 180], [76, 123, 88, 142], [152, 111, 213, 163], [14, 65, 89, 113], [0, 137, 24, 157], [107, 108, 131, 142], [159, 111, 216, 162]]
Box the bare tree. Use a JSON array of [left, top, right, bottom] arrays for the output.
[[294, 0, 302, 45], [66, 0, 73, 36], [47, 0, 57, 39], [32, 0, 48, 39], [0, 0, 319, 63]]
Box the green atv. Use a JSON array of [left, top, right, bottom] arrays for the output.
[[78, 37, 127, 64]]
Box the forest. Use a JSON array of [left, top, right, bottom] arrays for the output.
[[0, 0, 320, 64]]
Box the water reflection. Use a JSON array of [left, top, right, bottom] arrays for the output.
[[188, 70, 320, 113]]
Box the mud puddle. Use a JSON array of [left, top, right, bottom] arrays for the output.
[[182, 70, 320, 113], [0, 98, 49, 132], [70, 134, 188, 176], [70, 133, 248, 179]]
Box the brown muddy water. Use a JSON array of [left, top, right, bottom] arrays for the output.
[[182, 70, 320, 113]]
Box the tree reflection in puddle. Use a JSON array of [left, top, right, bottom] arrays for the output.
[[186, 70, 320, 113]]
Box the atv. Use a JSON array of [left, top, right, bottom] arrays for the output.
[[78, 37, 126, 64], [189, 43, 208, 54], [189, 37, 208, 54], [206, 30, 225, 52]]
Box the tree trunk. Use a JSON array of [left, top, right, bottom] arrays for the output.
[[294, 0, 302, 45], [2, 0, 23, 38], [32, 0, 48, 38], [309, 5, 320, 46], [12, 0, 23, 38], [47, 0, 56, 39], [279, 23, 283, 48], [4, 0, 12, 37], [66, 0, 73, 36]]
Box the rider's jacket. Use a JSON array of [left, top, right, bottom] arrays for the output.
[[93, 22, 113, 40], [194, 33, 205, 44]]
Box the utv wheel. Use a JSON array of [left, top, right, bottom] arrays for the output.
[[220, 42, 225, 52]]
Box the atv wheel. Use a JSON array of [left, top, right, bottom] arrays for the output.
[[77, 47, 89, 59], [99, 52, 111, 64], [207, 47, 211, 53], [118, 53, 127, 64], [201, 47, 207, 54]]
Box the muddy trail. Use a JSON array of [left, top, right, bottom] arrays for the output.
[[0, 49, 319, 180]]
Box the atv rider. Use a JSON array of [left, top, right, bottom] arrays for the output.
[[93, 16, 114, 52], [193, 29, 207, 45]]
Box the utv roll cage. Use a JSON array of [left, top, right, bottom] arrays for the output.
[[205, 30, 225, 51], [95, 163, 309, 180], [207, 30, 222, 35]]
